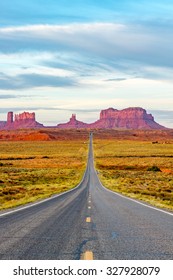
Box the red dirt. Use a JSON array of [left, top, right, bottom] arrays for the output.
[[0, 128, 173, 141]]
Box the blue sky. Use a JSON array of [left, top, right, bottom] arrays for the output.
[[0, 0, 173, 127]]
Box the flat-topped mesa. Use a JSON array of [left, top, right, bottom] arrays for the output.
[[88, 107, 166, 129], [96, 107, 163, 129], [100, 107, 153, 120], [15, 112, 35, 122], [5, 111, 43, 129], [57, 114, 88, 129]]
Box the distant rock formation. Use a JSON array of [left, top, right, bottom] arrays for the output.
[[15, 112, 35, 122], [2, 111, 43, 129], [0, 107, 167, 130], [90, 107, 165, 129], [7, 112, 13, 124], [57, 107, 166, 130], [57, 114, 88, 129]]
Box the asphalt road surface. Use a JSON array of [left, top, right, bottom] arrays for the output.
[[0, 133, 173, 259]]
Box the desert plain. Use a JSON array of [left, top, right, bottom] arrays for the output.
[[0, 128, 173, 211]]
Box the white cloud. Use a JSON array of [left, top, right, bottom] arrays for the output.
[[0, 22, 172, 68], [1, 22, 173, 85], [0, 22, 125, 34]]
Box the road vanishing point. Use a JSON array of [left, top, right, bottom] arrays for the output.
[[0, 133, 173, 260]]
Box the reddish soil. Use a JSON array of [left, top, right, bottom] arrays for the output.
[[0, 128, 173, 141]]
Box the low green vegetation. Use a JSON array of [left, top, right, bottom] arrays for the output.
[[0, 141, 87, 210], [94, 140, 173, 210]]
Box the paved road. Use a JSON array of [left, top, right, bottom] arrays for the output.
[[0, 134, 173, 259]]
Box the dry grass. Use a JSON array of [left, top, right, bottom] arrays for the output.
[[0, 140, 88, 210], [94, 139, 173, 210], [1, 131, 173, 212]]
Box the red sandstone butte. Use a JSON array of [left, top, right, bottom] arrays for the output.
[[89, 107, 165, 129], [57, 114, 88, 129], [15, 111, 35, 122], [0, 107, 167, 130], [57, 107, 166, 130], [5, 111, 43, 129]]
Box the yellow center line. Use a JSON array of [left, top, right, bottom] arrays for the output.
[[80, 251, 94, 260], [86, 217, 91, 223]]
